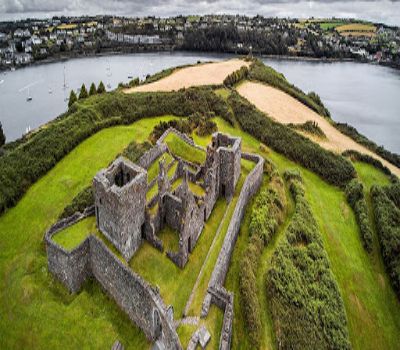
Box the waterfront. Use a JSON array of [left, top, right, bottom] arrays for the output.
[[0, 52, 399, 153]]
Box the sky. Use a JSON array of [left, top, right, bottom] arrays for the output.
[[1, 0, 400, 26]]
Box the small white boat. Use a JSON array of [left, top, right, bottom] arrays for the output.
[[0, 79, 4, 85], [48, 88, 53, 94], [11, 67, 15, 71], [26, 87, 32, 101]]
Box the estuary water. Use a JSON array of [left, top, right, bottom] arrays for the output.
[[0, 52, 399, 153]]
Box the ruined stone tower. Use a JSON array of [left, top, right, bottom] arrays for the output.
[[93, 157, 147, 261], [211, 132, 242, 200]]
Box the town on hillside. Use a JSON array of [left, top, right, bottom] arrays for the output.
[[0, 15, 399, 70]]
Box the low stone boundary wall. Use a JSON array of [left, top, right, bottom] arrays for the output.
[[44, 213, 182, 350]]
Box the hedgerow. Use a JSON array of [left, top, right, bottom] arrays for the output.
[[150, 111, 217, 142], [228, 92, 356, 187], [223, 66, 249, 87], [336, 122, 400, 169], [342, 149, 392, 176], [239, 171, 286, 348], [0, 87, 230, 214], [288, 120, 326, 138], [345, 179, 373, 252], [266, 172, 351, 349], [371, 183, 400, 298], [249, 60, 331, 118], [59, 186, 93, 219]]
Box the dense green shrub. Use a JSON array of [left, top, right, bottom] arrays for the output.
[[383, 181, 400, 208], [249, 60, 331, 118], [0, 122, 5, 147], [89, 83, 97, 96], [68, 90, 78, 108], [121, 141, 152, 163], [0, 87, 231, 214], [239, 172, 286, 348], [342, 149, 392, 176], [336, 123, 400, 169], [288, 120, 326, 138], [228, 92, 356, 187], [150, 111, 218, 141], [118, 78, 140, 89], [371, 184, 400, 298], [345, 179, 373, 252], [223, 66, 249, 87], [97, 81, 106, 94], [266, 173, 351, 349], [59, 186, 93, 219], [79, 84, 88, 99]]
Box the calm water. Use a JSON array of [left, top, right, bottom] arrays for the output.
[[262, 58, 400, 153], [0, 52, 399, 153]]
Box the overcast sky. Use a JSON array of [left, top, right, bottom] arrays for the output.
[[1, 0, 400, 26]]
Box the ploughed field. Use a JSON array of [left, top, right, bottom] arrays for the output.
[[236, 81, 400, 176], [125, 59, 250, 93], [1, 58, 400, 350]]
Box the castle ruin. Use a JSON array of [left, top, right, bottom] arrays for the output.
[[45, 128, 264, 350]]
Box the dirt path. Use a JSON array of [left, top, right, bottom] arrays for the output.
[[125, 59, 250, 93], [237, 81, 400, 177]]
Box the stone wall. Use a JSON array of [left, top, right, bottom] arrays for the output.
[[45, 207, 94, 293], [201, 152, 264, 349], [138, 143, 168, 170], [45, 213, 182, 350], [208, 152, 264, 289], [90, 237, 181, 349]]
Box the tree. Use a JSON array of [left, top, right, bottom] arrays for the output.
[[68, 90, 77, 107], [89, 82, 97, 96], [78, 84, 88, 99], [0, 122, 5, 147], [97, 81, 106, 94]]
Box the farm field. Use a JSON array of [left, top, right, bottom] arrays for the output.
[[336, 23, 376, 37], [124, 59, 250, 93], [236, 81, 400, 176]]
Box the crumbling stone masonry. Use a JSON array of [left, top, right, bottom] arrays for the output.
[[93, 157, 147, 261], [45, 217, 182, 350]]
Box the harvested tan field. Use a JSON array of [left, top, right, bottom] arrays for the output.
[[125, 59, 250, 93], [237, 81, 400, 176]]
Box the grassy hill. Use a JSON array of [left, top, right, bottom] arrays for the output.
[[0, 60, 399, 349]]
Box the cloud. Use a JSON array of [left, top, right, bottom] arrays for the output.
[[1, 0, 399, 26]]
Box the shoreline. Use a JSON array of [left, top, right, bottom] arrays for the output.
[[1, 49, 399, 73]]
